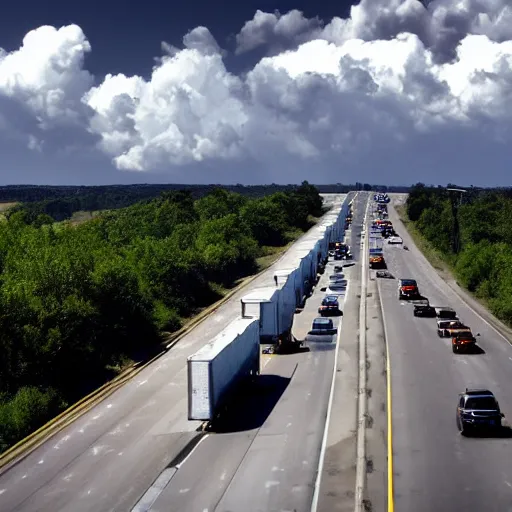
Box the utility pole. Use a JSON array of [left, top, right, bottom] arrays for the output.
[[447, 187, 467, 254]]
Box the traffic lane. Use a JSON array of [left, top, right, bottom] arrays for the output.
[[2, 367, 199, 512], [151, 259, 344, 511], [316, 194, 366, 512], [381, 229, 512, 511], [0, 198, 348, 512], [214, 343, 336, 512], [214, 265, 347, 512]]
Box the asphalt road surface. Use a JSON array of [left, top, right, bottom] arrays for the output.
[[0, 194, 350, 512], [144, 194, 367, 512], [379, 202, 512, 512]]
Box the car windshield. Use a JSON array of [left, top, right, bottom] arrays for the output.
[[323, 296, 338, 304], [465, 397, 497, 410], [401, 280, 416, 286]]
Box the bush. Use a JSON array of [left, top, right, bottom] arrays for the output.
[[0, 387, 64, 453], [406, 185, 512, 329]]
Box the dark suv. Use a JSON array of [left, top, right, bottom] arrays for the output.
[[456, 389, 504, 435]]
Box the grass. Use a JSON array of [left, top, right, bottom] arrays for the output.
[[69, 210, 106, 226], [256, 243, 293, 271], [0, 202, 18, 212], [0, 202, 18, 222], [395, 205, 454, 275]]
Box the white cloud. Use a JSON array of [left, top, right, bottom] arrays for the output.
[[235, 9, 324, 55], [1, 0, 512, 185]]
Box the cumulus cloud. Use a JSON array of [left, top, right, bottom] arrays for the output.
[[1, 0, 512, 185], [235, 10, 324, 55], [236, 0, 512, 63]]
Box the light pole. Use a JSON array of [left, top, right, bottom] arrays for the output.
[[447, 188, 467, 254]]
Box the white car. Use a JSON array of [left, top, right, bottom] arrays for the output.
[[388, 236, 403, 244]]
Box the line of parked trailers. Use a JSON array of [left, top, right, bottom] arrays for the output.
[[187, 195, 353, 422]]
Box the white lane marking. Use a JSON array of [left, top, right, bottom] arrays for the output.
[[63, 474, 73, 482], [137, 380, 148, 387], [179, 488, 190, 494], [38, 460, 44, 465], [265, 480, 280, 489], [91, 445, 108, 456], [106, 404, 113, 409], [21, 475, 27, 480], [131, 467, 177, 512], [0, 489, 6, 495], [131, 434, 210, 512], [220, 471, 227, 481], [175, 434, 209, 470], [53, 435, 71, 450], [505, 481, 512, 488], [509, 357, 512, 362]]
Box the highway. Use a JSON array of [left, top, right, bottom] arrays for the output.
[[379, 200, 512, 512], [141, 192, 368, 511], [0, 193, 361, 512]]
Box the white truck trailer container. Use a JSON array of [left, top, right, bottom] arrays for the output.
[[241, 285, 296, 343], [187, 317, 260, 421], [241, 287, 279, 341]]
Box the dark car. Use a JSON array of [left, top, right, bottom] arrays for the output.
[[452, 331, 479, 353], [456, 389, 504, 434], [308, 317, 337, 336], [413, 303, 436, 317], [435, 307, 458, 320], [318, 295, 341, 316], [376, 270, 393, 279]]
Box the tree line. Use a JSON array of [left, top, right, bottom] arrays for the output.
[[0, 182, 323, 453], [1, 183, 411, 223], [406, 183, 512, 325]]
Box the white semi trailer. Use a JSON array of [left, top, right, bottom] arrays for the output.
[[187, 317, 260, 421], [241, 284, 297, 344]]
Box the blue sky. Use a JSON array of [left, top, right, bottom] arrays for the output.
[[2, 1, 353, 79], [0, 0, 511, 186]]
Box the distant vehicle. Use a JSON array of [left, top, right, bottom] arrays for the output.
[[388, 236, 403, 245], [413, 300, 436, 317], [326, 281, 348, 295], [376, 270, 393, 279], [456, 389, 503, 434], [452, 331, 479, 353], [397, 279, 420, 300], [309, 317, 337, 336], [329, 250, 335, 257], [333, 265, 344, 273], [318, 295, 341, 316], [435, 307, 458, 320], [329, 273, 345, 282], [437, 320, 469, 338], [369, 255, 386, 269]]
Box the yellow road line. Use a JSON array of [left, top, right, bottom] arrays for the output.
[[386, 334, 394, 512]]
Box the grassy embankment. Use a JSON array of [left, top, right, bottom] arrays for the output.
[[395, 204, 510, 327]]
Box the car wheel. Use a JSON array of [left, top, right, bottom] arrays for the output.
[[437, 331, 442, 337], [453, 345, 458, 353]]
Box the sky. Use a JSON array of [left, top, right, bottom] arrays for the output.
[[0, 0, 511, 186]]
